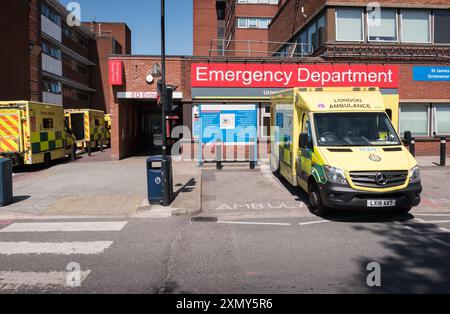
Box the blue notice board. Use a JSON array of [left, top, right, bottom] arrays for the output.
[[413, 66, 450, 82], [198, 104, 258, 164]]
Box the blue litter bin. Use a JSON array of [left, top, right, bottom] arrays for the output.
[[0, 158, 13, 206], [147, 156, 163, 204]]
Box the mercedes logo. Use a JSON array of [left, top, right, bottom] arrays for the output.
[[375, 173, 388, 186]]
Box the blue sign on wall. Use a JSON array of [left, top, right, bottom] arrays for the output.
[[413, 66, 450, 82]]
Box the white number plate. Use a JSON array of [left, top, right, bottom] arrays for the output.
[[367, 200, 396, 207]]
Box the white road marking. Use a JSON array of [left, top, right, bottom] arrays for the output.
[[415, 214, 450, 217], [298, 220, 329, 226], [0, 271, 91, 291], [413, 220, 450, 224], [0, 221, 128, 233], [217, 221, 292, 226], [0, 241, 113, 255]]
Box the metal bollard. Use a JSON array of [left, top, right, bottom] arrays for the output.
[[216, 139, 222, 170], [409, 137, 415, 157], [440, 137, 446, 167], [249, 138, 256, 170], [100, 139, 104, 152], [87, 142, 92, 156]]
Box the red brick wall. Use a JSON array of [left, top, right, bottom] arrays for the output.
[[109, 56, 192, 160], [194, 0, 218, 56]]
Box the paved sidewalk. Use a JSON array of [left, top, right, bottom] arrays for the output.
[[416, 156, 450, 168], [0, 154, 201, 219]]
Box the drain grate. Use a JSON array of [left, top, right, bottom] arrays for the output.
[[191, 216, 218, 222]]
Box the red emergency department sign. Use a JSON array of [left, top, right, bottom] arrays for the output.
[[191, 63, 399, 88], [109, 60, 123, 86]]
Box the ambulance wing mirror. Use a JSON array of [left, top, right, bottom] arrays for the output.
[[299, 133, 311, 149], [403, 131, 412, 145]]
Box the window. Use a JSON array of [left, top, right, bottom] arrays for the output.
[[63, 25, 74, 39], [43, 80, 61, 95], [368, 9, 397, 42], [41, 3, 61, 26], [434, 10, 450, 44], [259, 18, 270, 29], [400, 105, 429, 137], [237, 18, 247, 28], [336, 8, 363, 41], [43, 118, 54, 129], [317, 15, 326, 47], [236, 17, 271, 29], [307, 22, 317, 50], [248, 18, 258, 28], [62, 85, 76, 99], [434, 105, 450, 135], [42, 42, 61, 59], [95, 119, 101, 126], [401, 10, 430, 43]]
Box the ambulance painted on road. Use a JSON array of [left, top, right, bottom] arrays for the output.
[[270, 87, 422, 215]]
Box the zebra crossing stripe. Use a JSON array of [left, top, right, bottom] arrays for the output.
[[0, 271, 91, 291], [0, 241, 113, 255], [0, 221, 128, 233]]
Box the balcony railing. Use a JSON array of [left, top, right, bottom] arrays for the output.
[[209, 39, 314, 58]]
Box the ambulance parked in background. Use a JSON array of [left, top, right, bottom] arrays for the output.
[[270, 87, 422, 216], [104, 114, 111, 148], [65, 109, 106, 153], [0, 101, 76, 167]]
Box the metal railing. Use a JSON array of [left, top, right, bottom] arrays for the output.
[[209, 39, 314, 58]]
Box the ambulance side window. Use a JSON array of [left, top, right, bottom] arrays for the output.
[[95, 119, 100, 126], [302, 114, 312, 147], [43, 118, 53, 129]]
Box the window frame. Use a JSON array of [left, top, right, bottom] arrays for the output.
[[335, 8, 364, 42], [367, 9, 398, 43], [400, 9, 432, 44], [433, 10, 450, 45], [399, 104, 431, 138], [433, 104, 450, 136]]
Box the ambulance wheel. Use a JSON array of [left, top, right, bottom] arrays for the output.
[[71, 144, 77, 162], [308, 182, 329, 216], [43, 153, 51, 168]]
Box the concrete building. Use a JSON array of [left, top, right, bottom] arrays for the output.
[[0, 0, 130, 113]]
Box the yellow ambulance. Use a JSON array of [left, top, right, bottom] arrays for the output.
[[65, 109, 106, 153], [0, 101, 76, 167], [104, 114, 111, 148], [270, 87, 422, 215]]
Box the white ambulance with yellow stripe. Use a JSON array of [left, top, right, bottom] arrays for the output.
[[0, 101, 76, 167], [65, 109, 107, 153]]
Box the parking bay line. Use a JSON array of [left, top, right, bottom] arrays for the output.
[[0, 221, 128, 233], [217, 221, 292, 226], [0, 271, 91, 291]]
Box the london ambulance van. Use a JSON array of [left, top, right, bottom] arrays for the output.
[[65, 109, 106, 152], [0, 101, 76, 167], [270, 87, 422, 215]]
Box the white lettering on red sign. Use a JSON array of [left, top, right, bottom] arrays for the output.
[[191, 63, 398, 88]]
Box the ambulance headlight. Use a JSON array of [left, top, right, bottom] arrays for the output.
[[409, 166, 421, 183], [324, 165, 348, 185]]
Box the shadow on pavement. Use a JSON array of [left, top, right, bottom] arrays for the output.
[[348, 220, 450, 293]]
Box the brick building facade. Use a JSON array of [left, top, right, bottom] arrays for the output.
[[0, 0, 130, 113], [107, 0, 450, 159]]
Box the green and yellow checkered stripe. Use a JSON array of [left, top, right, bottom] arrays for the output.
[[279, 143, 292, 167], [31, 131, 65, 153]]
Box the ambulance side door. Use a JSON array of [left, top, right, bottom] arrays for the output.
[[297, 113, 313, 185]]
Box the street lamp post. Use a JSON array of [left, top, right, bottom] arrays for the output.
[[160, 0, 170, 206]]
